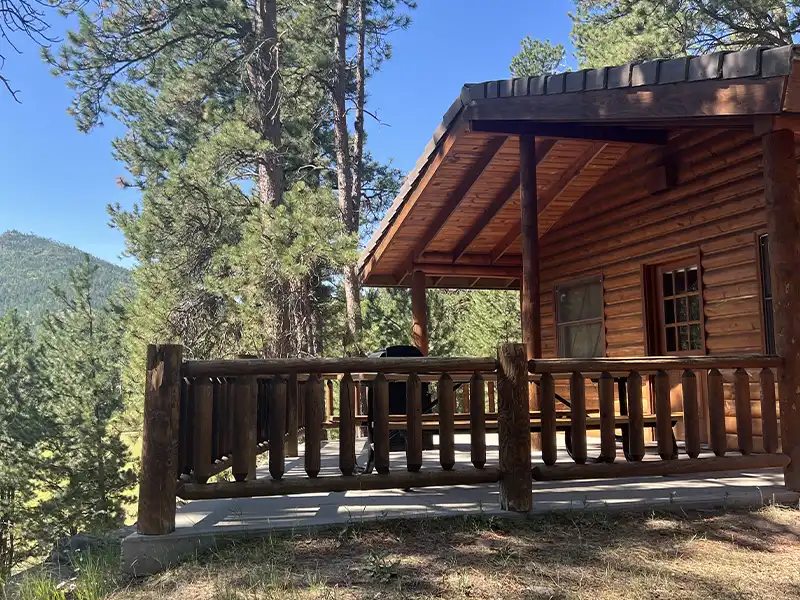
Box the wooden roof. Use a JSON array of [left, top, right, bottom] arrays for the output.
[[359, 46, 800, 289]]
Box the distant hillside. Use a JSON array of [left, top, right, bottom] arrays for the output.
[[0, 230, 133, 321]]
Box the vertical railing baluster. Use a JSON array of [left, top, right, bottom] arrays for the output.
[[540, 372, 557, 466], [178, 377, 190, 478], [570, 372, 587, 465], [760, 368, 779, 454], [734, 368, 753, 455], [707, 368, 727, 457], [232, 375, 257, 482], [193, 377, 213, 484], [470, 372, 486, 469], [269, 376, 287, 480], [488, 380, 496, 413], [406, 373, 423, 472], [211, 379, 220, 463], [286, 373, 299, 458], [439, 373, 455, 471], [682, 369, 701, 458], [654, 370, 674, 460], [325, 379, 334, 423], [374, 372, 390, 474], [599, 371, 616, 463], [463, 380, 471, 414], [304, 373, 323, 478], [339, 373, 356, 475], [626, 371, 644, 461]]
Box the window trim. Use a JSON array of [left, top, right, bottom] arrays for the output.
[[553, 273, 606, 358], [655, 255, 707, 356], [755, 230, 776, 355]]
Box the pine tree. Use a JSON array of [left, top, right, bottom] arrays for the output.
[[38, 256, 134, 537], [0, 311, 53, 577]]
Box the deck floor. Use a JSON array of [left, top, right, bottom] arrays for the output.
[[123, 433, 797, 575]]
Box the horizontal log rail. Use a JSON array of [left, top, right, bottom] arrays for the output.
[[183, 356, 497, 378]]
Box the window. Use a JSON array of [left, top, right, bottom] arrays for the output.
[[556, 278, 603, 358], [759, 234, 776, 354], [659, 265, 703, 353]]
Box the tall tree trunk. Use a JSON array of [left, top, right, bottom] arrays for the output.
[[248, 0, 283, 207], [246, 0, 291, 356], [333, 0, 366, 353]]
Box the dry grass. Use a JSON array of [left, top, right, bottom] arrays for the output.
[[109, 505, 800, 600]]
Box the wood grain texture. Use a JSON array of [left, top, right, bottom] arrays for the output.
[[682, 370, 701, 458], [304, 374, 323, 478], [232, 376, 257, 482], [733, 368, 754, 455], [179, 467, 503, 500], [708, 369, 727, 457], [339, 373, 356, 475], [268, 376, 287, 480], [760, 368, 779, 454], [286, 373, 299, 458], [192, 378, 213, 484], [138, 344, 182, 535], [654, 370, 674, 460], [539, 372, 557, 466], [763, 129, 800, 491], [569, 372, 587, 465], [598, 371, 616, 463], [497, 344, 533, 512], [470, 372, 487, 469], [626, 371, 645, 461], [438, 373, 456, 470], [406, 373, 423, 472], [373, 372, 390, 474]]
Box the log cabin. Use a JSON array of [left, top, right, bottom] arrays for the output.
[[357, 46, 800, 475]]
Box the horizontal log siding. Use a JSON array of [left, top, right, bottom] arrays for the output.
[[539, 130, 779, 451]]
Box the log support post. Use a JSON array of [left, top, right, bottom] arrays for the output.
[[763, 129, 800, 491], [138, 344, 182, 535], [520, 134, 542, 450], [411, 270, 429, 356], [497, 343, 532, 512]]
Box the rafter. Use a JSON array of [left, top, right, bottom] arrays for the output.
[[490, 141, 607, 263], [450, 139, 557, 262]]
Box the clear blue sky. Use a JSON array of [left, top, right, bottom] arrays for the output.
[[0, 0, 575, 266]]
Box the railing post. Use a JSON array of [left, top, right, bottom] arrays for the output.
[[763, 128, 800, 490], [138, 344, 182, 535], [497, 344, 532, 512]]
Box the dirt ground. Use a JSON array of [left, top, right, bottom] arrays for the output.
[[107, 505, 800, 599]]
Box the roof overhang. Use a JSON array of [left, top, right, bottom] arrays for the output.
[[360, 45, 800, 289]]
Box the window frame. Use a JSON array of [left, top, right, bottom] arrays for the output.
[[553, 274, 606, 358], [655, 257, 706, 356], [755, 231, 776, 355]]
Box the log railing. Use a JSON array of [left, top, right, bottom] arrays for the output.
[[137, 345, 794, 536], [527, 355, 787, 481]]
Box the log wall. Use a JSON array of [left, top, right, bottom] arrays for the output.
[[536, 129, 780, 451]]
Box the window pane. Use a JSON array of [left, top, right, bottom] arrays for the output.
[[679, 325, 689, 351], [688, 295, 700, 321], [664, 299, 675, 324], [561, 322, 603, 358], [662, 272, 673, 297], [676, 297, 688, 322], [666, 327, 677, 352], [557, 280, 602, 323], [675, 269, 686, 294], [687, 267, 699, 292], [690, 324, 702, 350]]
